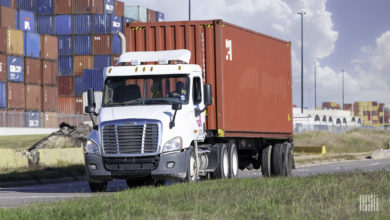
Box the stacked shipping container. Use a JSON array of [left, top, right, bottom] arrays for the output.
[[0, 1, 58, 128]]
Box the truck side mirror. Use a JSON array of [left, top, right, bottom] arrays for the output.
[[204, 84, 213, 106], [85, 88, 96, 114], [172, 103, 182, 111]]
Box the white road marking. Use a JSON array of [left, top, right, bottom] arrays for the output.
[[370, 163, 380, 166]]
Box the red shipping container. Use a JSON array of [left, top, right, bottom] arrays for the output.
[[147, 9, 156, 22], [25, 84, 42, 111], [126, 20, 292, 137], [0, 27, 6, 53], [75, 96, 83, 114], [74, 55, 93, 76], [5, 109, 24, 127], [58, 97, 76, 114], [25, 58, 42, 84], [41, 112, 59, 128], [42, 60, 58, 85], [42, 85, 58, 112], [72, 0, 103, 14], [0, 54, 6, 80], [92, 34, 112, 54], [54, 0, 72, 14], [7, 82, 25, 109], [0, 6, 17, 29], [41, 35, 58, 61], [58, 76, 74, 96], [114, 0, 124, 17]]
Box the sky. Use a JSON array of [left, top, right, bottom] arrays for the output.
[[122, 0, 390, 108]]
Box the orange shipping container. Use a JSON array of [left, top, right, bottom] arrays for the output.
[[74, 55, 93, 76], [0, 54, 6, 80], [92, 34, 112, 54], [7, 28, 24, 56], [41, 112, 59, 128], [58, 97, 76, 114], [0, 6, 17, 29], [114, 0, 124, 17], [25, 58, 42, 84], [125, 20, 292, 137], [7, 82, 25, 109], [42, 60, 58, 85], [42, 85, 58, 112], [25, 84, 42, 111], [41, 35, 58, 60], [58, 76, 74, 96], [75, 96, 83, 114], [54, 0, 72, 14]]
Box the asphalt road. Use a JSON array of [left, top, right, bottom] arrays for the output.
[[1, 158, 390, 208]]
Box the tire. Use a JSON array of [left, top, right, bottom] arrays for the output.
[[282, 142, 293, 176], [261, 145, 272, 177], [185, 147, 197, 183], [89, 181, 108, 192], [271, 143, 283, 176], [212, 143, 229, 179], [227, 143, 238, 178]]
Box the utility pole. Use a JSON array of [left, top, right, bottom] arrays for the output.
[[298, 11, 305, 113], [341, 69, 344, 110], [189, 0, 191, 21]]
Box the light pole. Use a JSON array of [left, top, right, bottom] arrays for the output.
[[189, 0, 191, 21], [341, 69, 344, 110], [298, 11, 305, 113], [314, 61, 317, 109]]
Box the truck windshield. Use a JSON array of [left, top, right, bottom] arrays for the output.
[[103, 75, 190, 107]]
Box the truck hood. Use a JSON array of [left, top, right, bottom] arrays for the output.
[[99, 105, 173, 123]]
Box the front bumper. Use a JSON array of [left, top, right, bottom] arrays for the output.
[[85, 149, 190, 182]]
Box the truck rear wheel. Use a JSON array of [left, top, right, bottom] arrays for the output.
[[89, 181, 108, 192], [271, 143, 283, 175], [212, 143, 229, 179], [227, 143, 238, 178], [261, 145, 272, 177]]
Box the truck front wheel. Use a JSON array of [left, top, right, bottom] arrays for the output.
[[185, 147, 197, 183], [89, 181, 108, 192]]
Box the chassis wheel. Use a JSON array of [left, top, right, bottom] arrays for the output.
[[281, 142, 293, 176], [185, 147, 197, 183], [272, 143, 283, 176], [212, 143, 229, 179], [227, 143, 238, 178], [89, 181, 108, 192], [261, 145, 272, 177]]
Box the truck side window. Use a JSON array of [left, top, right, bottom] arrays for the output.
[[193, 77, 202, 104]]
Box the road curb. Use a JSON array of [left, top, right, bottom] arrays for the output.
[[0, 176, 88, 188], [295, 146, 327, 155]]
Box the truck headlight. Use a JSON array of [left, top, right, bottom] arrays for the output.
[[85, 140, 100, 154], [163, 137, 182, 153]]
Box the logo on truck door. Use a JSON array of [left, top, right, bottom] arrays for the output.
[[226, 39, 232, 61]]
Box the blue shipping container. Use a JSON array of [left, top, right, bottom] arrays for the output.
[[55, 15, 72, 35], [73, 35, 92, 55], [82, 68, 104, 91], [0, 0, 11, 7], [113, 34, 121, 54], [93, 14, 122, 34], [74, 76, 83, 96], [58, 35, 72, 55], [93, 55, 111, 69], [25, 111, 41, 128], [103, 0, 114, 14], [7, 56, 24, 82], [36, 0, 53, 15], [37, 15, 54, 34], [58, 55, 73, 76], [18, 10, 35, 32], [17, 0, 35, 12], [24, 32, 41, 58], [0, 81, 6, 108], [73, 14, 92, 34], [156, 11, 164, 22]]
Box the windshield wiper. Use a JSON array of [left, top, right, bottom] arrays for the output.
[[144, 99, 175, 105]]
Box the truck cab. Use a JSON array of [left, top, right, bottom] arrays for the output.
[[84, 50, 214, 191]]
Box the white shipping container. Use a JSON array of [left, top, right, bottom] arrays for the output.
[[124, 6, 147, 22]]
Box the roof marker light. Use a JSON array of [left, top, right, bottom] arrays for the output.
[[135, 67, 138, 72], [109, 68, 113, 73], [178, 65, 181, 71], [150, 66, 154, 72], [143, 67, 146, 72]]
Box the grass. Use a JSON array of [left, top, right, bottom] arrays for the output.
[[1, 170, 390, 219], [0, 162, 85, 183], [0, 135, 48, 150], [294, 128, 390, 153]]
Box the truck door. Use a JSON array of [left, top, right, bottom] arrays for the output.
[[192, 76, 206, 139]]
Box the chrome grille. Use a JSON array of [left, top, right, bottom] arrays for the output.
[[102, 123, 159, 155]]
